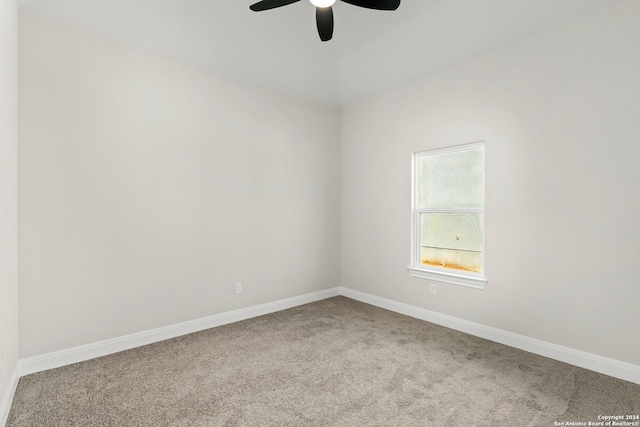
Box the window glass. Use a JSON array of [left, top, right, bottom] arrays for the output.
[[420, 213, 482, 273], [420, 147, 484, 209]]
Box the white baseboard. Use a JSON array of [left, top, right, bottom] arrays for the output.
[[340, 286, 640, 385], [19, 287, 340, 377], [0, 365, 21, 427]]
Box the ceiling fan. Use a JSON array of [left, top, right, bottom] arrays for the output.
[[249, 0, 401, 42]]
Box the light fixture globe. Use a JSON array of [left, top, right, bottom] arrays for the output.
[[310, 0, 336, 7]]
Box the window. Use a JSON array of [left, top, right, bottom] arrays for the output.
[[407, 142, 487, 289]]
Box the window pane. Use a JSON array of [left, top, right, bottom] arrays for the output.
[[420, 147, 484, 209], [420, 213, 482, 273]]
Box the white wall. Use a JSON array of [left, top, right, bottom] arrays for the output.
[[18, 13, 341, 358], [0, 0, 19, 415], [15, 0, 640, 372], [341, 0, 640, 366]]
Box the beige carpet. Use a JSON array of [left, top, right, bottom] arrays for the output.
[[7, 296, 640, 426]]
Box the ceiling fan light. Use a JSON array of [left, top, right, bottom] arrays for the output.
[[310, 0, 336, 7]]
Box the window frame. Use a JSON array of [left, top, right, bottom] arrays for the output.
[[407, 142, 488, 289]]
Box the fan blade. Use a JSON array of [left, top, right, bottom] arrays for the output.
[[250, 0, 301, 12], [316, 6, 334, 42], [339, 0, 400, 11]]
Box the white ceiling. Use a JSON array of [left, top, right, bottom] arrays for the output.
[[18, 0, 622, 107]]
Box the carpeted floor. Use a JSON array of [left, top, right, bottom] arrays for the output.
[[7, 296, 640, 426]]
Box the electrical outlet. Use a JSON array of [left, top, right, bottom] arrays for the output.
[[430, 284, 437, 295], [234, 282, 242, 294]]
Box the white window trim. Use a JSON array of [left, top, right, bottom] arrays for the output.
[[407, 142, 488, 290]]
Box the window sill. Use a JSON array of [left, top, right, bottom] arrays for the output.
[[406, 267, 487, 290]]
